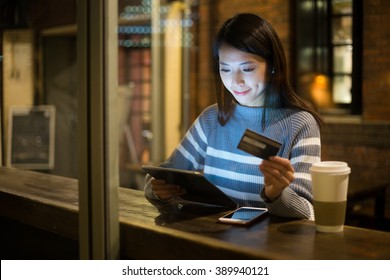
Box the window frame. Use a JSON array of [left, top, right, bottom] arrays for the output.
[[292, 0, 363, 115]]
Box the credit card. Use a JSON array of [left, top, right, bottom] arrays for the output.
[[237, 129, 281, 159]]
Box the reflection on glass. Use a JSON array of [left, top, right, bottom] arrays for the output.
[[333, 45, 352, 73], [332, 16, 352, 44], [310, 74, 332, 109], [332, 0, 352, 15], [118, 0, 153, 189], [333, 75, 352, 104], [117, 0, 196, 189], [331, 0, 353, 108], [299, 48, 314, 72]]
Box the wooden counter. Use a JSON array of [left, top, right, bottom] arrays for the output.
[[0, 167, 389, 259]]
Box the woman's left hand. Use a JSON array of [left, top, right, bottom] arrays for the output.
[[259, 156, 294, 201]]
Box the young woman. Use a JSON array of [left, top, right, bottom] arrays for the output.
[[144, 13, 323, 220]]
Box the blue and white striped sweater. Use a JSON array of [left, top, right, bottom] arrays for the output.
[[154, 103, 321, 219]]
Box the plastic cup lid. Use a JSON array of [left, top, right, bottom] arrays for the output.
[[309, 161, 351, 174]]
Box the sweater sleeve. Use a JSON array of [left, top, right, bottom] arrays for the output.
[[144, 105, 217, 205], [264, 111, 321, 220]]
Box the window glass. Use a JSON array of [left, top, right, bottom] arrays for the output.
[[333, 45, 352, 73], [332, 16, 352, 44], [332, 0, 352, 15], [295, 0, 360, 114], [117, 0, 196, 189], [333, 75, 352, 104]]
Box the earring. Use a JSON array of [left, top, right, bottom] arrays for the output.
[[271, 68, 275, 75]]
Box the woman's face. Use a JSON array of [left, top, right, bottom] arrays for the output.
[[218, 44, 268, 107]]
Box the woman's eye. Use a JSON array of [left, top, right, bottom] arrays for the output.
[[243, 67, 255, 72], [220, 68, 230, 73]]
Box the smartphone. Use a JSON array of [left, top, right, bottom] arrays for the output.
[[218, 207, 268, 225]]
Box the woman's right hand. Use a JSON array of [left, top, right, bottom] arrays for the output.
[[151, 178, 186, 201]]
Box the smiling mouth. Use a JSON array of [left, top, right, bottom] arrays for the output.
[[233, 89, 251, 95]]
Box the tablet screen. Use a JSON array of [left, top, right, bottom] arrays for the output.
[[142, 165, 238, 209]]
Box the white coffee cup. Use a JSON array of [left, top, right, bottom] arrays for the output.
[[310, 161, 351, 233]]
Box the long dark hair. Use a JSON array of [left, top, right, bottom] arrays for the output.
[[212, 13, 323, 127]]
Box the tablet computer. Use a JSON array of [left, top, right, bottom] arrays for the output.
[[142, 165, 238, 209]]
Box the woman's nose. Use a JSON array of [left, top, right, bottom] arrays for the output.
[[232, 72, 245, 86]]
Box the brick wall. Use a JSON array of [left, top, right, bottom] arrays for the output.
[[362, 0, 390, 121], [321, 121, 390, 187]]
